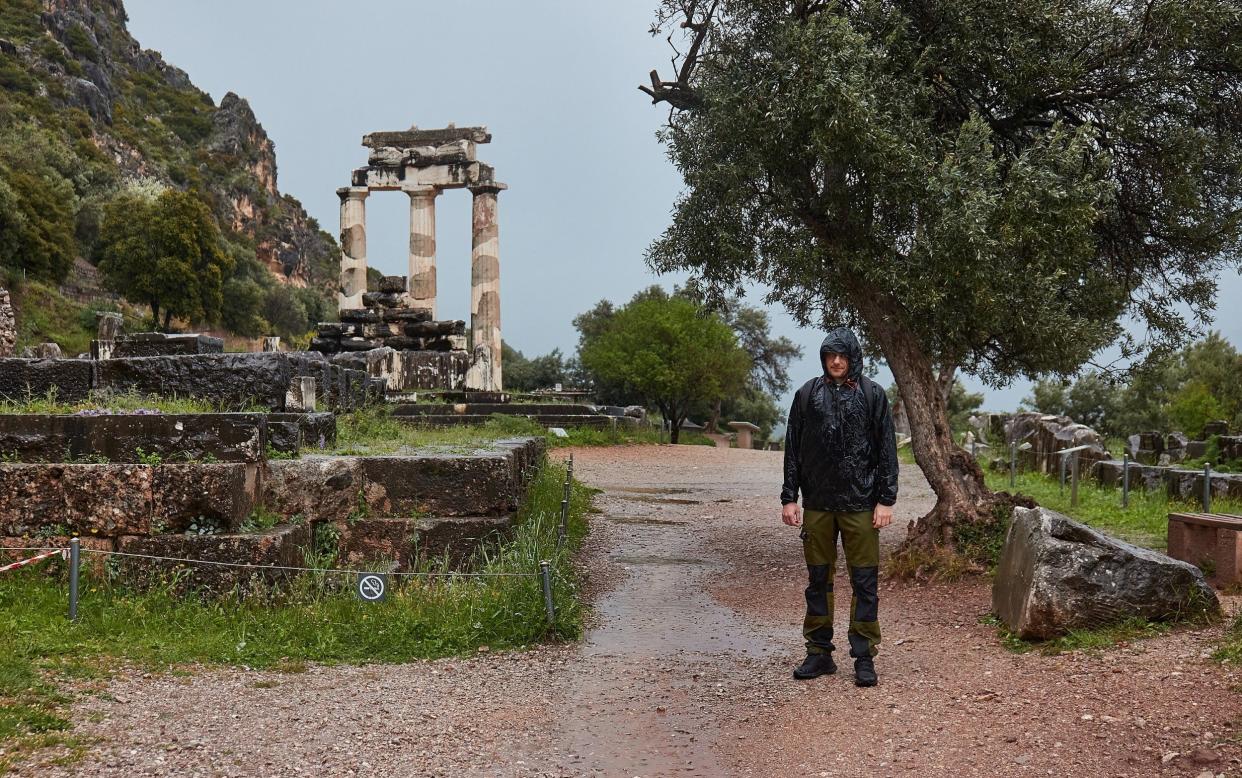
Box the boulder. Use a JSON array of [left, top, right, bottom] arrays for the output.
[[993, 506, 1219, 640]]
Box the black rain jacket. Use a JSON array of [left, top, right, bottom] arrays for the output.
[[781, 328, 899, 511]]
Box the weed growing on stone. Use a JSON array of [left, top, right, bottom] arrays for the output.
[[0, 460, 590, 768]]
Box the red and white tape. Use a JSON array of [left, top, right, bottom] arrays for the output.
[[0, 548, 65, 574]]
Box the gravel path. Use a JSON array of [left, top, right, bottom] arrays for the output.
[[25, 445, 1242, 777]]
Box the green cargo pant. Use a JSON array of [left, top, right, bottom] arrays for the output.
[[801, 509, 881, 658]]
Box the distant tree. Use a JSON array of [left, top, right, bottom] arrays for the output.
[[643, 0, 1242, 548], [262, 284, 309, 338], [98, 188, 233, 330], [0, 126, 78, 282], [580, 295, 750, 442], [502, 342, 570, 392]]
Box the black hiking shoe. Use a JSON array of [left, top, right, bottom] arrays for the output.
[[853, 656, 877, 687], [792, 653, 837, 680]]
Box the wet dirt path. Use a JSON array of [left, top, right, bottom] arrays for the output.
[[38, 444, 1242, 777]]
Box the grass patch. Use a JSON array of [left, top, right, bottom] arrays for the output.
[[0, 389, 261, 416], [323, 406, 716, 455], [982, 613, 1174, 655], [1215, 613, 1242, 664], [0, 460, 591, 770], [982, 468, 1242, 551]]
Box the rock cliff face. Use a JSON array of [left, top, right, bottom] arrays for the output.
[[0, 0, 336, 287]]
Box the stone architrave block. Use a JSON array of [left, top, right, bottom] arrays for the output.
[[993, 506, 1219, 640], [151, 463, 259, 533], [117, 523, 310, 592], [0, 358, 93, 403], [263, 457, 361, 523]]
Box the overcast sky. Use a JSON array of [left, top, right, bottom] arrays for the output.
[[125, 0, 1242, 416]]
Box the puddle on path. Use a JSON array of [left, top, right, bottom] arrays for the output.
[[555, 463, 781, 777]]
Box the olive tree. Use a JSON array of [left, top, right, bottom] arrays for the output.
[[641, 0, 1242, 546]]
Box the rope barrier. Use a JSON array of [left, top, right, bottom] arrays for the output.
[[0, 549, 64, 574], [77, 548, 539, 578]]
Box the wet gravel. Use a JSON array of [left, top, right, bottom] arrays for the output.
[[20, 444, 1242, 777]]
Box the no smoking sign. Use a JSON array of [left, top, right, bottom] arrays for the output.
[[355, 572, 389, 602]]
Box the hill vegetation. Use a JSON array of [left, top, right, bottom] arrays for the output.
[[0, 0, 336, 344]]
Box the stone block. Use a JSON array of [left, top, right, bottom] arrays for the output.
[[111, 333, 224, 357], [993, 507, 1219, 640], [0, 358, 93, 403], [413, 516, 512, 568], [266, 421, 301, 455], [1202, 420, 1231, 439], [95, 312, 124, 341], [359, 452, 516, 517], [397, 350, 468, 391], [317, 322, 357, 338], [309, 337, 340, 354], [403, 320, 466, 338], [95, 353, 296, 411], [378, 276, 407, 294], [1167, 517, 1242, 585], [263, 457, 361, 522], [379, 307, 433, 323], [362, 292, 405, 308], [339, 309, 381, 324], [333, 517, 422, 570], [116, 523, 310, 592], [59, 464, 154, 537], [285, 376, 317, 413], [151, 463, 258, 533], [0, 412, 267, 463]]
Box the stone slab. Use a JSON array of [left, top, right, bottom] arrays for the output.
[[95, 354, 296, 411], [111, 333, 224, 357], [0, 413, 268, 463]]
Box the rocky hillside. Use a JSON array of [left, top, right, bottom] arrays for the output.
[[0, 0, 336, 318]]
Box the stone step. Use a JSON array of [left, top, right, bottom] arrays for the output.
[[116, 522, 311, 593]]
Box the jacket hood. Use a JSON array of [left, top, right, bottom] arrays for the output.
[[820, 327, 864, 384]]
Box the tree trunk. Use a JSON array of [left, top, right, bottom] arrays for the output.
[[670, 419, 681, 444], [706, 398, 722, 434], [859, 303, 995, 548]]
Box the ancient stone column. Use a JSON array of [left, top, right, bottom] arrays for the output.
[[337, 186, 369, 311], [405, 185, 439, 317], [469, 182, 506, 390]]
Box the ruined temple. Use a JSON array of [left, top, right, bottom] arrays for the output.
[[331, 124, 505, 391]]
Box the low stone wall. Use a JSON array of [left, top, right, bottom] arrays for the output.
[[0, 353, 376, 412], [0, 437, 546, 588], [1092, 459, 1242, 500], [0, 412, 337, 462]]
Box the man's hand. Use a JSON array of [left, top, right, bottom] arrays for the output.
[[782, 502, 802, 527], [873, 504, 893, 529]]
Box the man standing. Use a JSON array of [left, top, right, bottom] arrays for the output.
[[781, 327, 898, 687]]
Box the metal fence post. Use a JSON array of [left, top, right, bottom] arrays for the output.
[[68, 537, 80, 622], [1009, 442, 1017, 488], [1070, 451, 1080, 508], [1203, 463, 1212, 513], [557, 495, 569, 550], [1121, 452, 1130, 508], [1059, 452, 1067, 495], [539, 560, 556, 625]]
